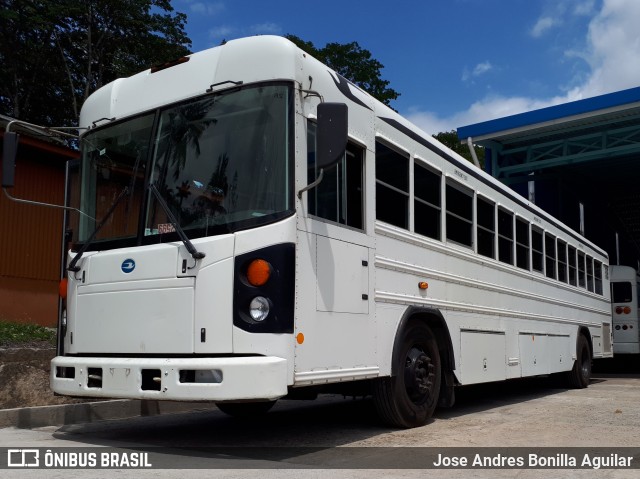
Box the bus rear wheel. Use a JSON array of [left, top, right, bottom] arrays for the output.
[[215, 400, 277, 418], [567, 334, 591, 389], [373, 321, 441, 428]]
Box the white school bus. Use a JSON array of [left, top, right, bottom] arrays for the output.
[[610, 265, 640, 354], [41, 36, 611, 427]]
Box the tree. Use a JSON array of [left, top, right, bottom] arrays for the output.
[[0, 1, 60, 124], [0, 0, 191, 127], [433, 130, 485, 169], [285, 34, 399, 107]]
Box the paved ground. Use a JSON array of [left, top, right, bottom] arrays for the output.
[[1, 366, 639, 478]]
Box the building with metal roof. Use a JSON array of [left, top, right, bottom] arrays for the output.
[[458, 86, 640, 267]]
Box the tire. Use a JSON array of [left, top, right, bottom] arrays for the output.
[[373, 321, 441, 428], [215, 400, 277, 418], [567, 334, 591, 389]]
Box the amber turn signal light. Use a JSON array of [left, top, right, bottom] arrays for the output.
[[247, 259, 271, 286], [59, 278, 68, 299]]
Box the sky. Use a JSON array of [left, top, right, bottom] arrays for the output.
[[176, 0, 640, 134]]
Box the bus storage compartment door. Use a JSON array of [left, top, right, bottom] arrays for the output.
[[316, 236, 369, 314], [518, 333, 549, 376], [459, 330, 507, 384]]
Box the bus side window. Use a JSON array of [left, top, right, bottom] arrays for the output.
[[532, 227, 544, 273], [594, 260, 603, 295], [477, 196, 495, 258], [307, 121, 364, 230], [578, 251, 586, 288], [498, 208, 514, 265], [557, 239, 568, 282], [568, 245, 577, 286], [445, 180, 473, 247], [516, 217, 530, 270], [375, 141, 409, 229], [586, 256, 594, 292], [414, 161, 441, 240], [545, 233, 557, 280]]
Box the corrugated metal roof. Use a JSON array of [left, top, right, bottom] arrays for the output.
[[457, 86, 640, 142]]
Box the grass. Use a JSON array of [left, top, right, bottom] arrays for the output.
[[0, 320, 56, 346]]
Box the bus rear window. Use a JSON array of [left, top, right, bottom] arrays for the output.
[[612, 282, 633, 303]]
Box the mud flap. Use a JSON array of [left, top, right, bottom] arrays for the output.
[[438, 369, 456, 408]]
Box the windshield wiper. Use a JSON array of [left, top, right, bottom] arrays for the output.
[[68, 186, 130, 272], [148, 183, 205, 260]]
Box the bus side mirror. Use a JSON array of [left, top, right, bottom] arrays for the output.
[[316, 102, 348, 170], [2, 131, 19, 188]]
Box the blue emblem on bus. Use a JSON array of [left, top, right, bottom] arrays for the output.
[[121, 259, 136, 273]]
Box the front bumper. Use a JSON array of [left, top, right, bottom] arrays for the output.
[[51, 356, 288, 401]]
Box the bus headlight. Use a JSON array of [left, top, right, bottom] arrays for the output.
[[233, 243, 295, 334], [249, 296, 270, 322]]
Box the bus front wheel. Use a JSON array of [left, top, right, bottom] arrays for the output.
[[373, 321, 441, 428]]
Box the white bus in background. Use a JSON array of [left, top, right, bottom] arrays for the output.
[[3, 36, 612, 428], [610, 266, 640, 354]]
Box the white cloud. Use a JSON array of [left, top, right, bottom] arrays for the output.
[[208, 22, 282, 43], [473, 62, 493, 77], [573, 0, 596, 15], [572, 0, 640, 98], [530, 16, 561, 37], [530, 0, 594, 38], [209, 25, 235, 40], [406, 94, 575, 135], [404, 109, 455, 136], [190, 1, 225, 16], [406, 0, 640, 134], [462, 61, 493, 82], [248, 23, 282, 35]]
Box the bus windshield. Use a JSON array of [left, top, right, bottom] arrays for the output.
[[75, 83, 293, 246]]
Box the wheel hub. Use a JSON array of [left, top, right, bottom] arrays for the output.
[[404, 346, 434, 404]]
